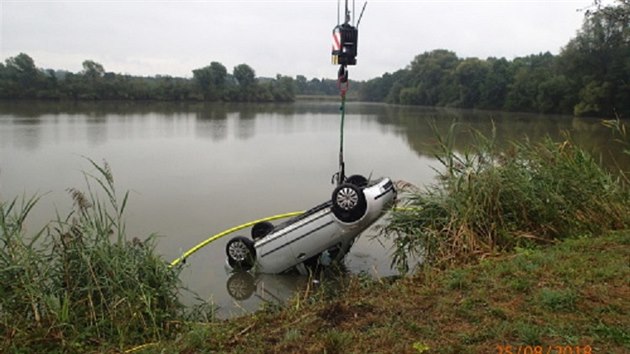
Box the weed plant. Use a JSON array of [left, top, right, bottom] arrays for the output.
[[0, 159, 183, 352], [384, 124, 630, 272]]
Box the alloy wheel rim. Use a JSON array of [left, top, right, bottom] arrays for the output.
[[228, 241, 249, 261], [336, 187, 358, 210]]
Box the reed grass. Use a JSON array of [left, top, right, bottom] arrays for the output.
[[0, 159, 183, 353], [384, 123, 630, 272]]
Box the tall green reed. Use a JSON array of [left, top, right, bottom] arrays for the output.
[[1, 159, 183, 352], [384, 124, 630, 273], [603, 117, 630, 183]]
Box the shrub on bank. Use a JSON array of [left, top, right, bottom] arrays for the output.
[[384, 124, 630, 272], [0, 160, 183, 352]]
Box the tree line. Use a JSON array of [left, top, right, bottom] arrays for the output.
[[0, 52, 354, 103], [0, 56, 296, 102], [0, 1, 626, 116], [359, 0, 629, 117]]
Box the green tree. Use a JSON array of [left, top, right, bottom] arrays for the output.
[[270, 74, 295, 102], [232, 64, 257, 101], [504, 53, 555, 113], [6, 53, 38, 74], [78, 60, 106, 99], [479, 58, 511, 110], [398, 86, 422, 105], [455, 58, 489, 108], [574, 81, 613, 116], [192, 61, 227, 101], [82, 60, 105, 80], [408, 50, 460, 106], [1, 53, 47, 98], [559, 0, 630, 116], [359, 69, 410, 103], [233, 64, 256, 89], [295, 75, 308, 94], [536, 75, 574, 114]]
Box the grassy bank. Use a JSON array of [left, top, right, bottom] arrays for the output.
[[143, 231, 630, 353]]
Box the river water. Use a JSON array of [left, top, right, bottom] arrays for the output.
[[0, 100, 624, 317]]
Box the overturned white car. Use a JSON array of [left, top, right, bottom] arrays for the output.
[[225, 175, 396, 274]]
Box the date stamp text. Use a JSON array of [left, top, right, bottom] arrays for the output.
[[496, 345, 592, 354]]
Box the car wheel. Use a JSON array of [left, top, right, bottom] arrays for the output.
[[345, 174, 368, 187], [251, 221, 274, 240], [226, 271, 256, 300], [226, 236, 256, 271], [331, 183, 367, 223]]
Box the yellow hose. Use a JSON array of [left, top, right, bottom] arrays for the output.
[[169, 211, 305, 267], [168, 200, 418, 267]]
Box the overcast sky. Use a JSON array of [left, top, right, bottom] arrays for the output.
[[0, 0, 603, 81]]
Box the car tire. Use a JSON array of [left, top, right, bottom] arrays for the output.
[[345, 174, 368, 188], [226, 236, 256, 271], [226, 271, 256, 300], [331, 183, 367, 223], [251, 221, 274, 240]]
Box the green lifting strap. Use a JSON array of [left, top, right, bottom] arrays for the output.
[[338, 92, 346, 184]]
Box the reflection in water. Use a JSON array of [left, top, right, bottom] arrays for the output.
[[0, 100, 325, 119], [235, 113, 256, 140], [86, 120, 107, 146], [364, 104, 628, 171], [222, 265, 353, 319], [197, 117, 228, 141], [226, 271, 308, 303], [195, 102, 228, 121], [17, 124, 43, 151], [217, 270, 313, 318], [226, 272, 257, 300]]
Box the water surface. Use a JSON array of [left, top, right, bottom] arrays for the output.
[[0, 100, 623, 317]]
